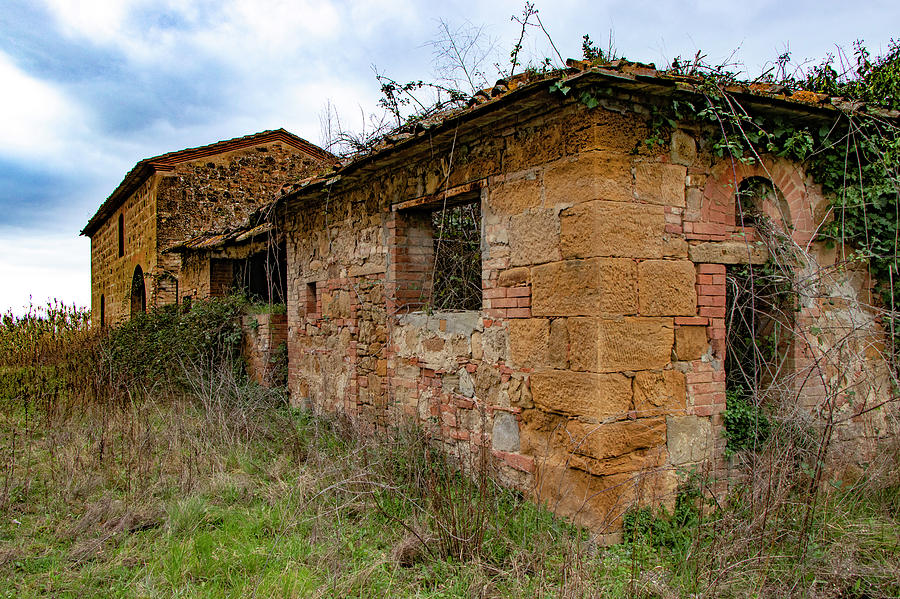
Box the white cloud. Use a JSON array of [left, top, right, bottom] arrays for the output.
[[0, 51, 86, 163], [0, 230, 90, 314]]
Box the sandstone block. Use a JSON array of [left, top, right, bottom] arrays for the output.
[[509, 208, 561, 266], [638, 260, 697, 316], [634, 162, 686, 207], [470, 331, 484, 360], [564, 417, 667, 461], [534, 466, 635, 531], [670, 130, 697, 166], [531, 258, 637, 317], [560, 201, 688, 259], [666, 415, 712, 465], [688, 241, 769, 264], [509, 319, 550, 368], [531, 370, 632, 421], [544, 152, 633, 205], [488, 176, 541, 215], [569, 317, 674, 372], [674, 326, 707, 361], [567, 447, 667, 477], [633, 370, 686, 417], [498, 266, 530, 287], [504, 122, 563, 172], [548, 318, 569, 369]]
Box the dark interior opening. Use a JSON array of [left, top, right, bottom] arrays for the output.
[[130, 265, 146, 317], [725, 264, 794, 396], [118, 213, 125, 257], [226, 242, 287, 304]]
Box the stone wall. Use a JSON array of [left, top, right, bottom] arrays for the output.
[[90, 177, 158, 325], [242, 312, 288, 387], [280, 90, 895, 532], [90, 138, 327, 324], [156, 140, 324, 305]]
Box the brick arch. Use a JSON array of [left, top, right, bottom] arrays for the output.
[[701, 157, 819, 246]]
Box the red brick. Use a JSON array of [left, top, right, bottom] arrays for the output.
[[686, 371, 713, 384], [696, 284, 724, 296], [697, 274, 726, 285], [697, 264, 726, 275], [489, 297, 519, 309], [699, 306, 726, 318], [693, 404, 724, 417], [506, 307, 531, 318], [492, 450, 535, 473], [484, 288, 507, 299], [692, 222, 728, 235], [675, 316, 708, 326], [691, 382, 724, 395], [506, 286, 531, 298], [699, 294, 725, 307]]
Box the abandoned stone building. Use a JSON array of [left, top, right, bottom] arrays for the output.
[[85, 62, 898, 532], [81, 129, 334, 325]]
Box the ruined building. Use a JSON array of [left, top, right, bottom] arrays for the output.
[[85, 63, 898, 532], [81, 129, 334, 325]]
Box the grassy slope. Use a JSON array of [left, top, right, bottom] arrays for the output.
[[0, 394, 616, 598], [1, 389, 897, 598]]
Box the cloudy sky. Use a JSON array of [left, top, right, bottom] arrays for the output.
[[0, 0, 897, 314]]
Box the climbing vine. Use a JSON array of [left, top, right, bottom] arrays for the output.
[[636, 43, 900, 311]]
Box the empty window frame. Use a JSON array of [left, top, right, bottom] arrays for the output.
[[430, 199, 482, 311], [118, 213, 125, 257]]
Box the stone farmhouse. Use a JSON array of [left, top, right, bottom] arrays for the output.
[[84, 61, 897, 532], [81, 129, 335, 325]]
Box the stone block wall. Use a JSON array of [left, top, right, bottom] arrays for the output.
[[90, 177, 158, 325], [89, 138, 328, 325], [241, 312, 288, 387], [280, 91, 895, 532]]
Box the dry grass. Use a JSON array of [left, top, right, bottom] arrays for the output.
[[1, 299, 898, 597]]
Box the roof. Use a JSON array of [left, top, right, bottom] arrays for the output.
[[279, 59, 899, 205], [165, 222, 275, 253], [81, 129, 335, 237]]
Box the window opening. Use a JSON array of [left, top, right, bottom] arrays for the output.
[[99, 294, 105, 327], [118, 213, 125, 257], [232, 243, 287, 304], [725, 264, 794, 396], [736, 176, 790, 229], [210, 259, 234, 297], [130, 265, 146, 317], [431, 199, 481, 311], [305, 282, 318, 316]]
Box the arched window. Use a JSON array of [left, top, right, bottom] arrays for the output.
[[130, 265, 146, 317], [118, 213, 125, 257], [99, 294, 105, 327], [735, 176, 791, 229]]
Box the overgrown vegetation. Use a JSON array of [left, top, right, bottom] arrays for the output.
[[4, 7, 900, 595], [2, 301, 898, 596], [431, 200, 482, 311]]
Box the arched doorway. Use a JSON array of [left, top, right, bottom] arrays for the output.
[[130, 265, 146, 317]]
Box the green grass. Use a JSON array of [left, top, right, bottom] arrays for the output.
[[0, 394, 602, 598], [2, 388, 899, 598]]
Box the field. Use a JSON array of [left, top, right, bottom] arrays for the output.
[[1, 300, 898, 598]]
